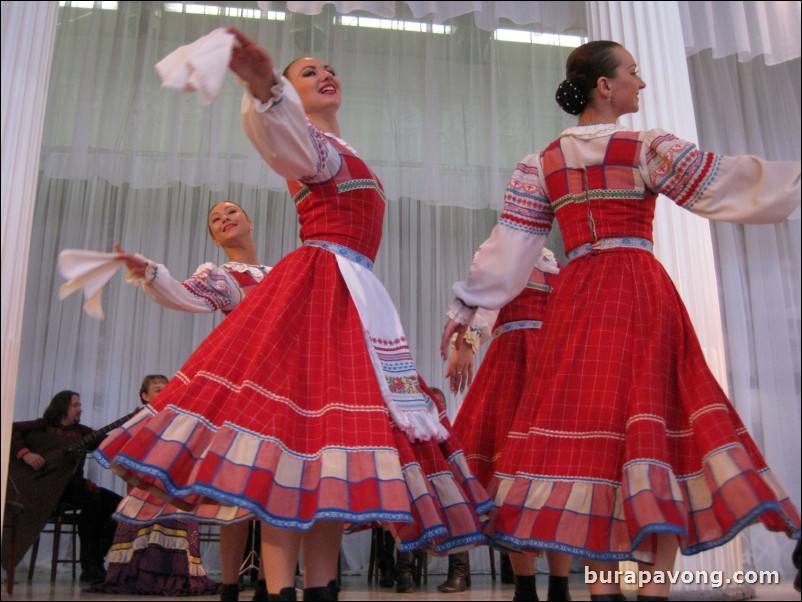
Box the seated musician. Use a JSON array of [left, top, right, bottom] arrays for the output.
[[10, 390, 122, 585]]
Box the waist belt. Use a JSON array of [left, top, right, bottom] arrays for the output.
[[566, 237, 653, 262], [304, 240, 374, 271]]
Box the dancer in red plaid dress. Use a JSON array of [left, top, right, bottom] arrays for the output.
[[442, 41, 800, 600], [96, 29, 489, 601], [114, 201, 271, 600], [444, 251, 573, 601]]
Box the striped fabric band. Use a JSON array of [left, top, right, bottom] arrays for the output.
[[493, 320, 543, 339], [566, 237, 653, 262], [304, 240, 374, 271]]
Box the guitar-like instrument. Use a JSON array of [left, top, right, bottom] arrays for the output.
[[1, 409, 141, 573]]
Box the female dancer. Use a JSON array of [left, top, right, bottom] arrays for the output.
[[115, 200, 270, 315], [442, 41, 800, 600], [97, 28, 489, 602], [115, 200, 271, 600], [90, 375, 220, 596], [444, 250, 573, 602]]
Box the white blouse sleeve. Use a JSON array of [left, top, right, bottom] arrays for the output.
[[134, 262, 241, 314], [448, 153, 553, 324], [239, 74, 342, 183], [641, 129, 800, 224]]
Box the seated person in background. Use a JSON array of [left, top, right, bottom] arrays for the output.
[[11, 390, 122, 585], [89, 375, 220, 596]]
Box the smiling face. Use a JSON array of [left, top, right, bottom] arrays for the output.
[[605, 46, 646, 116], [284, 57, 342, 115], [208, 201, 253, 247]]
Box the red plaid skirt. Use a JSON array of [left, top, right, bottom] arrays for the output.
[[97, 245, 490, 552], [453, 329, 541, 490], [491, 248, 801, 562]]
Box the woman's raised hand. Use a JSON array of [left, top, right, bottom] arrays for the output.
[[227, 27, 277, 102], [114, 243, 148, 278]]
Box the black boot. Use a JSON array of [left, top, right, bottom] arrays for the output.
[[793, 540, 801, 593], [500, 552, 515, 584], [251, 579, 269, 602], [267, 587, 297, 601], [437, 552, 470, 593], [303, 580, 338, 601], [395, 551, 416, 593], [547, 575, 571, 601], [513, 574, 539, 601], [220, 583, 240, 602], [590, 595, 627, 601], [376, 528, 396, 587]]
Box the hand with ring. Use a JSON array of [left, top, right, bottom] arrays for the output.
[[445, 344, 476, 395]]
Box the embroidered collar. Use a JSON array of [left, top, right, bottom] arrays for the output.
[[222, 262, 271, 279], [560, 123, 629, 139]]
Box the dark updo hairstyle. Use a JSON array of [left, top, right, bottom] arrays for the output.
[[43, 390, 79, 426], [555, 41, 623, 115]]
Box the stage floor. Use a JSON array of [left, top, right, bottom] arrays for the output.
[[3, 572, 800, 601]]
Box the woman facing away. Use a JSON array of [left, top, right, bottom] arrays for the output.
[[444, 250, 573, 602], [114, 200, 272, 600], [90, 375, 220, 596], [441, 41, 800, 601], [96, 27, 490, 602]]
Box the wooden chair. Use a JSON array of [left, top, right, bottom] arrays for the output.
[[27, 501, 81, 583]]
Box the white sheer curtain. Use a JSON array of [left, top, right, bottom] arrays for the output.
[[687, 50, 801, 575], [16, 0, 574, 574], [21, 1, 577, 418], [14, 0, 799, 578]]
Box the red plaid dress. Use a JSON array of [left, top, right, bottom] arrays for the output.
[[486, 126, 800, 563], [452, 267, 555, 489], [96, 136, 489, 554]]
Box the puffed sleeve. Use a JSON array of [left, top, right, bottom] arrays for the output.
[[139, 262, 243, 313], [641, 128, 800, 224], [448, 153, 553, 324], [240, 74, 342, 183]]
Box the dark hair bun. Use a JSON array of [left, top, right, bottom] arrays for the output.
[[555, 79, 587, 115]]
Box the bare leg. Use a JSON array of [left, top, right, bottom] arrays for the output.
[[301, 520, 344, 588], [261, 523, 303, 593], [546, 552, 573, 600], [546, 551, 571, 576], [509, 552, 536, 576], [637, 534, 679, 598], [585, 560, 622, 597], [220, 522, 251, 584]]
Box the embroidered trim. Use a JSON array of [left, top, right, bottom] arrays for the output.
[[492, 320, 543, 338], [566, 237, 653, 261], [304, 240, 374, 271], [336, 179, 387, 202]]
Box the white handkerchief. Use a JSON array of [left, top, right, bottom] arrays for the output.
[[58, 250, 125, 320], [155, 28, 236, 105]]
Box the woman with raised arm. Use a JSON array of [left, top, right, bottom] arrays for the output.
[[97, 28, 489, 602], [442, 41, 800, 601], [114, 201, 271, 600]]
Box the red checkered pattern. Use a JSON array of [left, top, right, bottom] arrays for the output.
[[453, 268, 554, 489], [491, 130, 800, 563], [96, 139, 489, 551]]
